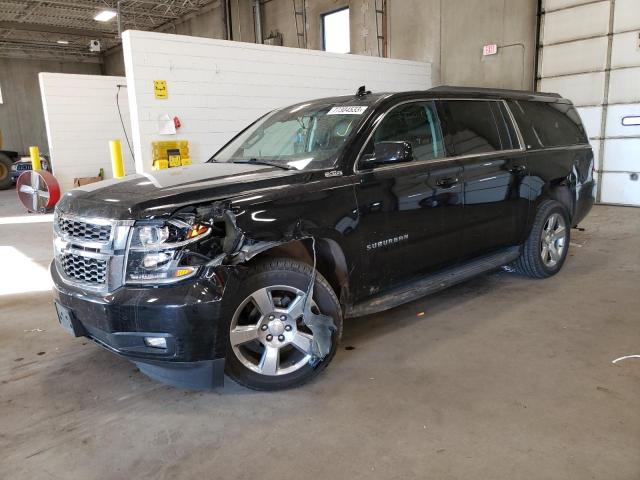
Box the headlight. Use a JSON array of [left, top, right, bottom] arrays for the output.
[[125, 220, 211, 284], [137, 225, 169, 247]]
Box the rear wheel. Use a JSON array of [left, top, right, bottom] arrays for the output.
[[224, 258, 342, 391], [514, 200, 571, 278], [0, 153, 12, 190]]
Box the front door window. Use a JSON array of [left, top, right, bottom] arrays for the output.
[[362, 101, 445, 165]]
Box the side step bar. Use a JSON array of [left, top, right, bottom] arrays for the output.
[[347, 246, 521, 318]]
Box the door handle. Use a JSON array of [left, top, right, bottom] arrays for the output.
[[436, 177, 459, 188]]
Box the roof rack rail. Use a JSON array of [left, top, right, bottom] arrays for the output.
[[429, 85, 562, 98]]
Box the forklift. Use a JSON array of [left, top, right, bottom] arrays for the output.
[[0, 130, 50, 190], [0, 130, 20, 190]]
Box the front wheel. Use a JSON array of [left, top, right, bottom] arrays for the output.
[[224, 258, 343, 391], [514, 200, 571, 278]]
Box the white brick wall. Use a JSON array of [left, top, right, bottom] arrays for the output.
[[39, 73, 136, 192], [122, 30, 432, 173]]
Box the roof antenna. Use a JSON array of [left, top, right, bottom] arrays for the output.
[[356, 85, 371, 97]]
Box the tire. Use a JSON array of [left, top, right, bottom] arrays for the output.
[[0, 154, 13, 190], [223, 257, 343, 391], [514, 200, 571, 279]]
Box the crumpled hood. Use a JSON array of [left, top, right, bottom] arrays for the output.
[[56, 162, 302, 220]]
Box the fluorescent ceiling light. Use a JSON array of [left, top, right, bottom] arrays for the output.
[[57, 39, 69, 44], [94, 10, 117, 22]]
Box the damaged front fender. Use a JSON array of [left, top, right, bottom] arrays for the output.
[[194, 201, 340, 362]]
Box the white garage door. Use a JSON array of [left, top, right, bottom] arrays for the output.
[[538, 0, 640, 206]]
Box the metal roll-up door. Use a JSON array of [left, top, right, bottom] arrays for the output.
[[537, 0, 640, 206]]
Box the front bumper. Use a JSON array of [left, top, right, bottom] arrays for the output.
[[51, 262, 231, 389]]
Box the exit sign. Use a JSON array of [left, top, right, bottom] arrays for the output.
[[483, 44, 498, 56]]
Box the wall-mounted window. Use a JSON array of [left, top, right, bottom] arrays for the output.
[[622, 116, 640, 127], [322, 8, 350, 54]]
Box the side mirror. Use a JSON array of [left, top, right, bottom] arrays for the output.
[[360, 141, 413, 169]]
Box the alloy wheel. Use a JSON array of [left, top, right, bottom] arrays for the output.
[[540, 212, 567, 268], [229, 285, 319, 376]]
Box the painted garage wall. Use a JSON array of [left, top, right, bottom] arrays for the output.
[[0, 58, 101, 155], [122, 29, 432, 173], [102, 1, 229, 77], [538, 0, 640, 206], [261, 0, 538, 89], [105, 0, 537, 91], [39, 73, 135, 192]]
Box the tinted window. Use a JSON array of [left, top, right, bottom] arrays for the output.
[[507, 100, 588, 148], [496, 102, 520, 150], [439, 100, 506, 155], [365, 101, 444, 162]]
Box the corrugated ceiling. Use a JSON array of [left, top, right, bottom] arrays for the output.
[[0, 0, 214, 61]]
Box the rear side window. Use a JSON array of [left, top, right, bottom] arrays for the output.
[[497, 102, 520, 150], [438, 100, 515, 155], [507, 100, 588, 149]]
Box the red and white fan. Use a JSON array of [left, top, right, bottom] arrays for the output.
[[16, 170, 61, 213]]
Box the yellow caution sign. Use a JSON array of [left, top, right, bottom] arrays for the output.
[[153, 80, 168, 99], [168, 154, 181, 167]]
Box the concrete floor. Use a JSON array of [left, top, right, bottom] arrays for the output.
[[1, 188, 639, 480]]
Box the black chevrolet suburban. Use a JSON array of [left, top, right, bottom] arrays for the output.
[[51, 86, 595, 390]]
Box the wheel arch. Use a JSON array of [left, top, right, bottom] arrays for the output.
[[542, 179, 575, 221], [246, 237, 350, 306]]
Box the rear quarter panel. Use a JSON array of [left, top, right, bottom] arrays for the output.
[[525, 144, 595, 225]]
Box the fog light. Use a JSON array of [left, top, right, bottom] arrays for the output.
[[144, 337, 167, 349]]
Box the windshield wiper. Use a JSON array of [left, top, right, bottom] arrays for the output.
[[230, 158, 295, 171]]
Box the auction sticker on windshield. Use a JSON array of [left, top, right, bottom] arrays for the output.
[[327, 106, 368, 115]]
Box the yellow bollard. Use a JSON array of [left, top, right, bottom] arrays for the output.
[[29, 146, 42, 171], [109, 140, 125, 178]]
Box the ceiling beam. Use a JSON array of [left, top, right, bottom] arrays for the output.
[[0, 41, 102, 61], [0, 50, 102, 63], [0, 21, 115, 39], [0, 37, 98, 52], [0, 0, 219, 62], [101, 0, 220, 56], [28, 0, 183, 21]]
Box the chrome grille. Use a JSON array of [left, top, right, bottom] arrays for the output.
[[57, 216, 112, 243], [54, 213, 132, 292], [61, 253, 107, 285]]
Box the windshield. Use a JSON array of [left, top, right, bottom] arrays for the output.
[[211, 101, 369, 170]]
